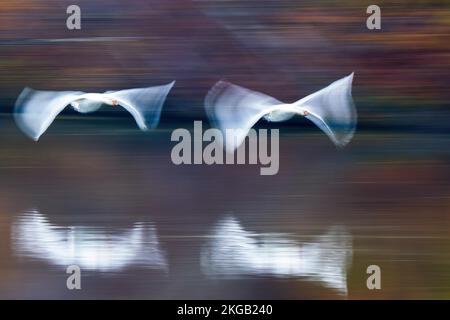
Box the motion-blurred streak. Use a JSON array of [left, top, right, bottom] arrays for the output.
[[14, 81, 175, 141], [0, 37, 152, 45], [205, 74, 356, 150], [201, 216, 352, 295], [12, 209, 168, 272]]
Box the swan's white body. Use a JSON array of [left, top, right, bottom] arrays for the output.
[[70, 93, 120, 113], [14, 81, 175, 141], [205, 74, 357, 150]]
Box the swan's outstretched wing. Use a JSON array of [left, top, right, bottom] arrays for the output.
[[296, 73, 356, 147], [14, 87, 85, 141], [105, 81, 175, 130], [205, 81, 283, 150]]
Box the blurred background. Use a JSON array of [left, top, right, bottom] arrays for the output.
[[0, 0, 449, 299]]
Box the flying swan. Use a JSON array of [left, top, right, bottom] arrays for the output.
[[205, 74, 356, 150], [14, 81, 175, 141]]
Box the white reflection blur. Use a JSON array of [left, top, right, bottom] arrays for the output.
[[201, 216, 352, 294], [12, 209, 168, 272]]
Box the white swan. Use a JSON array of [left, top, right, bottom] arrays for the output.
[[205, 74, 356, 150], [14, 81, 175, 141]]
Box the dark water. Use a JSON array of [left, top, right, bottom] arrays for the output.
[[0, 116, 449, 299]]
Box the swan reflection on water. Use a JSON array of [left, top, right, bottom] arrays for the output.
[[12, 209, 168, 272], [201, 216, 352, 295]]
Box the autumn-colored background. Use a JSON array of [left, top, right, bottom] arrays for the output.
[[0, 1, 449, 122]]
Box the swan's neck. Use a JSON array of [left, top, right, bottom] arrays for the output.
[[81, 93, 116, 106], [263, 104, 307, 122], [275, 103, 306, 115]]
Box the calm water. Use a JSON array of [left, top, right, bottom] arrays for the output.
[[0, 116, 449, 299]]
